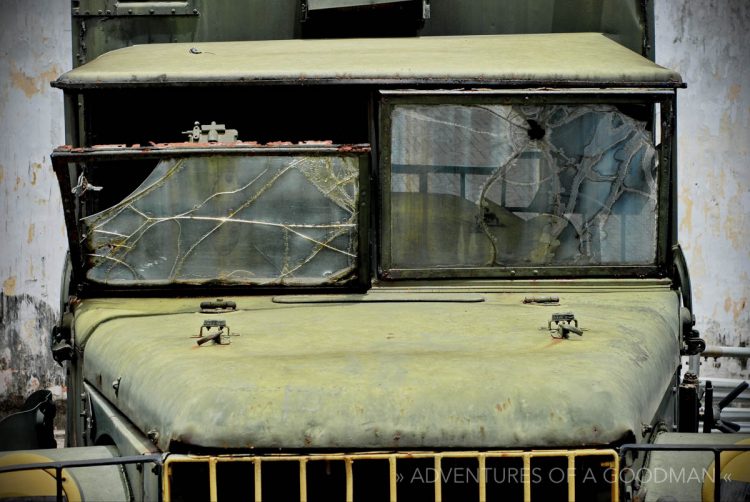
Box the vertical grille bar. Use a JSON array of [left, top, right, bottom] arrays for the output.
[[434, 455, 442, 502], [608, 459, 619, 501], [477, 454, 486, 502], [208, 457, 218, 502], [566, 454, 575, 502], [522, 454, 531, 502], [389, 455, 397, 502], [299, 458, 308, 502], [253, 458, 262, 502], [345, 457, 354, 501], [163, 461, 172, 501]]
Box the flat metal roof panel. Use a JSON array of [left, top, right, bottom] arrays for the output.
[[53, 33, 682, 88]]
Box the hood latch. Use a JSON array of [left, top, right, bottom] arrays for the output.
[[195, 319, 232, 346], [548, 312, 583, 339]]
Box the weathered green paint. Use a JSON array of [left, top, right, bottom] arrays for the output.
[[53, 33, 681, 89], [73, 284, 680, 451]]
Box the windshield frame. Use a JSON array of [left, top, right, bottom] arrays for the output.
[[378, 89, 675, 280], [51, 144, 371, 295]]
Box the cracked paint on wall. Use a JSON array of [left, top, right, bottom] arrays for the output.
[[656, 0, 750, 379], [0, 0, 70, 411]]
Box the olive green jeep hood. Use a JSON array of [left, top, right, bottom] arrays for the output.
[[75, 284, 680, 451]]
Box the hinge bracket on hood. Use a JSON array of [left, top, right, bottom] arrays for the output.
[[195, 319, 232, 346]]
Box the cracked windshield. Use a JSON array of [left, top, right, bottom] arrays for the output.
[[390, 104, 659, 269], [80, 154, 360, 286]]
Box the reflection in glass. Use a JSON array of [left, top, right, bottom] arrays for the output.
[[82, 155, 359, 285], [390, 104, 658, 268]]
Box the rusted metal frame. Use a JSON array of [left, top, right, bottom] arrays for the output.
[[664, 96, 679, 259], [51, 145, 371, 296], [63, 92, 80, 147], [367, 91, 382, 290], [355, 154, 372, 290], [658, 94, 677, 274], [51, 155, 84, 292], [620, 443, 750, 502], [51, 144, 371, 161], [0, 454, 163, 502], [378, 90, 670, 281], [51, 78, 687, 91]]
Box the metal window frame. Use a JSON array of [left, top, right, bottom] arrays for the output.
[[51, 144, 371, 296], [378, 89, 676, 281]]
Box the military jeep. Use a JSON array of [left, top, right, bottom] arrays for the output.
[[1, 2, 749, 501]]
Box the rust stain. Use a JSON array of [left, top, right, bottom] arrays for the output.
[[27, 223, 35, 244], [3, 276, 17, 296], [10, 62, 40, 98], [14, 176, 22, 191], [38, 67, 61, 88], [0, 164, 4, 184], [731, 297, 747, 322], [725, 297, 733, 313], [30, 162, 42, 186], [736, 298, 748, 321], [679, 188, 693, 233], [721, 193, 746, 250], [728, 84, 742, 102], [495, 398, 511, 412], [9, 63, 62, 99], [543, 339, 563, 349]]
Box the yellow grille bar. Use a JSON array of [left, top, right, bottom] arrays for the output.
[[163, 449, 619, 502]]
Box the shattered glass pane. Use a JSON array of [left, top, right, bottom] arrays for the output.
[[390, 104, 658, 268], [82, 155, 360, 285]]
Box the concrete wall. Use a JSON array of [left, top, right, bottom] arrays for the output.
[[0, 1, 70, 411], [654, 0, 750, 380], [0, 0, 747, 413]]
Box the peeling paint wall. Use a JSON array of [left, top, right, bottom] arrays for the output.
[[655, 0, 750, 380], [0, 1, 70, 411], [0, 1, 747, 415]]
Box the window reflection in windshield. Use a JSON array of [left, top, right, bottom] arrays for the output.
[[82, 155, 360, 285], [390, 104, 658, 268]]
